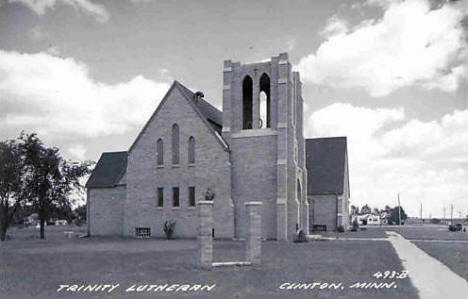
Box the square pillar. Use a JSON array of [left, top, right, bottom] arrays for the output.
[[198, 201, 213, 270], [245, 201, 262, 264]]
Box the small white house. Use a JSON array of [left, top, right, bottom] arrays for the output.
[[352, 213, 381, 225]]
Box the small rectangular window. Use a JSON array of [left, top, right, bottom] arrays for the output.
[[135, 227, 151, 238], [188, 186, 195, 207], [173, 187, 179, 207], [157, 188, 164, 207]]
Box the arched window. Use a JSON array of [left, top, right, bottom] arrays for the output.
[[156, 138, 164, 165], [260, 73, 271, 128], [188, 136, 195, 164], [242, 76, 253, 129], [172, 124, 179, 164]]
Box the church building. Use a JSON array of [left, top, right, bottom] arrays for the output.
[[86, 53, 350, 241]]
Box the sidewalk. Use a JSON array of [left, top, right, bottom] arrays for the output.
[[386, 231, 468, 299]]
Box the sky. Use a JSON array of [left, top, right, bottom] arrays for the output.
[[0, 0, 467, 218]]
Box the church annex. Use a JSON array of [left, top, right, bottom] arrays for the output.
[[86, 53, 350, 241]]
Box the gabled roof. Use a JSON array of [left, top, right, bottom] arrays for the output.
[[305, 137, 348, 195], [86, 151, 127, 188], [175, 81, 223, 133], [128, 80, 228, 153]]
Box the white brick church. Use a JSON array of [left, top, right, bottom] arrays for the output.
[[86, 53, 350, 241]]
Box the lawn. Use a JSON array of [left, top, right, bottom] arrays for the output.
[[316, 226, 388, 239], [385, 225, 468, 241], [0, 228, 419, 299], [411, 241, 468, 281]]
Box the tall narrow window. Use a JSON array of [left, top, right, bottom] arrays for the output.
[[259, 91, 267, 128], [156, 138, 164, 165], [172, 124, 179, 164], [172, 187, 179, 207], [242, 76, 253, 129], [259, 73, 271, 128], [157, 187, 164, 207], [188, 136, 195, 164], [188, 186, 195, 207]]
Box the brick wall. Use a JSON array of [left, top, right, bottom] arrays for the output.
[[124, 85, 233, 238], [88, 186, 125, 236]]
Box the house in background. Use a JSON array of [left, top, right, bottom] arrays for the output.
[[86, 53, 350, 240]]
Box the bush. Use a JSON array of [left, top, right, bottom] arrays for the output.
[[351, 219, 359, 232], [336, 225, 345, 233], [163, 220, 176, 239], [294, 229, 308, 243]]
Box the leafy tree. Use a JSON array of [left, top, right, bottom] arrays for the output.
[[350, 205, 358, 215], [0, 140, 26, 241], [19, 132, 92, 239], [360, 204, 372, 215], [388, 206, 408, 225], [74, 204, 87, 226]]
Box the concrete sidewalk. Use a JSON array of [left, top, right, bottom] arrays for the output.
[[386, 231, 468, 299]]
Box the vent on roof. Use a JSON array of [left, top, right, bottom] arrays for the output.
[[194, 91, 204, 103]]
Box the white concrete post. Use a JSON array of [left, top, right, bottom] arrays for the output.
[[198, 200, 213, 269], [245, 201, 262, 264]]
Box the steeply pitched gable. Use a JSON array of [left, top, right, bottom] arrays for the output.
[[128, 80, 228, 153], [305, 137, 348, 195]]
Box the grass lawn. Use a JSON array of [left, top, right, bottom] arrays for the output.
[[385, 225, 468, 241], [316, 226, 388, 239], [411, 241, 468, 281], [0, 227, 419, 299]]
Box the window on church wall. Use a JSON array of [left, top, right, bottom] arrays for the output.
[[188, 186, 195, 207], [157, 187, 164, 207], [259, 91, 267, 128], [242, 76, 253, 129], [172, 187, 179, 207], [156, 138, 164, 165], [259, 73, 271, 128], [172, 124, 179, 164], [188, 136, 195, 164]]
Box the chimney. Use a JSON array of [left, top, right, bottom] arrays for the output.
[[194, 91, 204, 104]]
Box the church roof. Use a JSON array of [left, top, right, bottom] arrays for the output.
[[86, 151, 127, 188], [306, 137, 348, 196], [174, 81, 223, 133]]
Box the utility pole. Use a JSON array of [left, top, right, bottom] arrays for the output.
[[398, 193, 401, 226], [450, 204, 454, 223], [420, 203, 423, 225]]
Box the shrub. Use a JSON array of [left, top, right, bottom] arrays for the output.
[[163, 220, 176, 239], [336, 225, 345, 233], [351, 219, 359, 232], [294, 229, 308, 243]]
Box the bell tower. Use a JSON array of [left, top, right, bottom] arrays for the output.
[[222, 53, 308, 241]]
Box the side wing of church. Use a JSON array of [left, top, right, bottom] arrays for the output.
[[86, 53, 350, 241]]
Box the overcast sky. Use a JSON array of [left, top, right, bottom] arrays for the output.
[[0, 0, 467, 218]]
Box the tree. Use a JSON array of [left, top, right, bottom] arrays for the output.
[[360, 204, 372, 215], [388, 206, 408, 225], [0, 140, 26, 241], [350, 205, 358, 215], [74, 204, 87, 226], [19, 133, 92, 239]]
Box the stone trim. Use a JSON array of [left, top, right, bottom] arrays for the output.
[[231, 129, 278, 138], [223, 67, 232, 72], [223, 85, 231, 90], [278, 78, 288, 84], [277, 122, 287, 128]]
